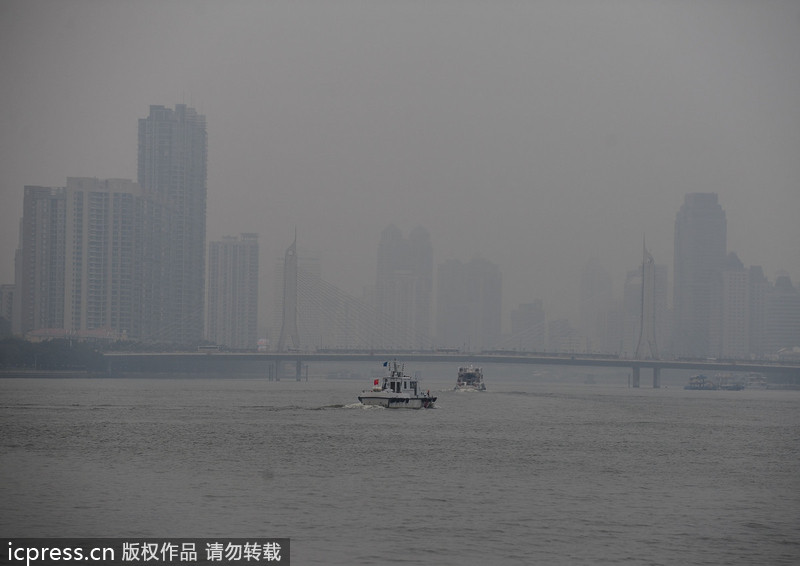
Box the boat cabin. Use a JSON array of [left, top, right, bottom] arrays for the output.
[[377, 360, 421, 395], [382, 374, 420, 395]]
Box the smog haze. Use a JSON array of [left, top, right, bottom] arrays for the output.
[[2, 0, 798, 327]]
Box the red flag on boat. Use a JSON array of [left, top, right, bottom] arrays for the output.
[[374, 379, 379, 386]]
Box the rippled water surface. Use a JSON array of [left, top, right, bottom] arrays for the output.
[[1, 367, 798, 565]]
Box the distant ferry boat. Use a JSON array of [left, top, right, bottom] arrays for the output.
[[358, 360, 436, 409], [454, 365, 486, 391], [684, 375, 716, 390], [684, 374, 745, 391]]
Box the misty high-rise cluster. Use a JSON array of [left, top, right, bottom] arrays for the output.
[[568, 193, 799, 360], [262, 191, 797, 360], [8, 105, 210, 346], [2, 103, 799, 360]]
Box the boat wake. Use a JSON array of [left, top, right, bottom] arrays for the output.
[[242, 404, 349, 411], [344, 402, 384, 410]]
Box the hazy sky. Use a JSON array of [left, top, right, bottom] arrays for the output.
[[2, 0, 798, 327]]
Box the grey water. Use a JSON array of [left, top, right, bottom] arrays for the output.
[[1, 366, 798, 565]]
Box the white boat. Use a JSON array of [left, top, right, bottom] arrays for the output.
[[454, 365, 486, 391], [358, 360, 437, 409]]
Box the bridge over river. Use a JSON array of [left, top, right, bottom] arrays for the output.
[[103, 351, 800, 387]]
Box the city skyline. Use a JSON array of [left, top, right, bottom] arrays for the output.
[[5, 181, 799, 357], [1, 1, 799, 327]]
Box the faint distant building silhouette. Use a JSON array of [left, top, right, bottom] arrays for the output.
[[206, 234, 259, 350], [138, 104, 207, 345], [720, 252, 749, 358], [747, 266, 769, 357], [436, 257, 501, 352], [764, 275, 800, 356], [598, 303, 625, 356], [376, 225, 433, 350], [622, 267, 641, 357], [672, 193, 727, 358]]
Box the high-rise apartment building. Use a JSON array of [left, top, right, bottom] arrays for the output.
[[63, 178, 149, 339], [206, 234, 259, 350], [436, 257, 501, 352], [375, 225, 433, 349], [138, 104, 208, 345], [672, 193, 727, 358], [15, 186, 68, 335], [14, 179, 156, 340], [720, 252, 749, 359], [764, 275, 800, 356]]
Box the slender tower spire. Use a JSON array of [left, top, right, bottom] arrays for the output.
[[635, 237, 659, 360], [277, 230, 300, 351]]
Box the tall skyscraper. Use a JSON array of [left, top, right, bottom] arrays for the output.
[[375, 225, 433, 349], [206, 234, 259, 350], [436, 257, 501, 352], [138, 104, 208, 345], [672, 193, 727, 358]]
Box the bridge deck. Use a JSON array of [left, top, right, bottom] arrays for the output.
[[103, 351, 800, 377]]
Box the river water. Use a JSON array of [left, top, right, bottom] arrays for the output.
[[1, 365, 798, 565]]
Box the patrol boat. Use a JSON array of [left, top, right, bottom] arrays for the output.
[[358, 360, 436, 409], [454, 365, 486, 391]]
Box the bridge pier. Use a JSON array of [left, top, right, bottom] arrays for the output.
[[653, 367, 661, 389], [631, 366, 640, 388]]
